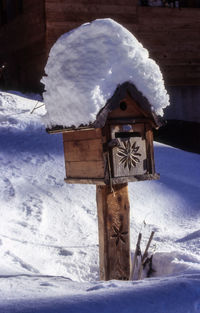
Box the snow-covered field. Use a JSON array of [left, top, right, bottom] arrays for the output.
[[0, 90, 200, 312]]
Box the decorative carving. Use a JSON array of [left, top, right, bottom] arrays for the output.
[[117, 140, 141, 170], [111, 224, 128, 246], [111, 257, 129, 280]]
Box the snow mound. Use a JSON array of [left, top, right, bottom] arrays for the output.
[[42, 18, 170, 128], [0, 90, 200, 312]]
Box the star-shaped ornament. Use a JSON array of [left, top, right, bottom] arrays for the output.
[[117, 139, 141, 170], [111, 225, 128, 246]]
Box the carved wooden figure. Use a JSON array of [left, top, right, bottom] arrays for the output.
[[47, 82, 163, 281]]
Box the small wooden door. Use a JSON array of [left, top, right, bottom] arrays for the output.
[[110, 124, 147, 178]]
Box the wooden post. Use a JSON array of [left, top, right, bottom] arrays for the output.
[[96, 183, 130, 280]]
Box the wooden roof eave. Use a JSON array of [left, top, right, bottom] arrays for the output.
[[94, 82, 164, 129], [46, 123, 95, 134], [46, 82, 165, 134]]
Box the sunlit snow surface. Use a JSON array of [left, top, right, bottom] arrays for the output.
[[0, 90, 200, 312], [42, 18, 169, 128]]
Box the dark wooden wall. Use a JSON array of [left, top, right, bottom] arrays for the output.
[[0, 0, 46, 91], [0, 0, 200, 90], [134, 7, 200, 86], [45, 1, 200, 87], [45, 0, 138, 50]]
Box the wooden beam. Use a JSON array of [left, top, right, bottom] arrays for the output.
[[63, 128, 101, 141], [65, 178, 105, 185], [64, 173, 160, 185], [65, 160, 104, 178], [64, 139, 103, 162], [107, 117, 155, 126], [145, 125, 155, 175], [96, 183, 130, 280]]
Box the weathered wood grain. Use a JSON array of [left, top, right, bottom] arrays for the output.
[[63, 128, 102, 141], [133, 8, 200, 85], [145, 124, 155, 175], [65, 178, 105, 184], [65, 160, 104, 178], [110, 124, 147, 178], [64, 173, 160, 185], [96, 183, 130, 280], [108, 98, 144, 119], [64, 138, 103, 162]]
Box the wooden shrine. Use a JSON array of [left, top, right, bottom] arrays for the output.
[[47, 82, 163, 281]]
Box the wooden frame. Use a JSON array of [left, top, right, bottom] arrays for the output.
[[62, 121, 158, 184]]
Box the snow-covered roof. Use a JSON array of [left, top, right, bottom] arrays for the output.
[[94, 82, 164, 129], [42, 18, 170, 129]]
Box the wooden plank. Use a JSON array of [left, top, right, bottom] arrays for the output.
[[138, 32, 200, 51], [162, 65, 200, 85], [145, 124, 155, 175], [134, 7, 200, 86], [138, 7, 200, 26], [46, 20, 136, 42], [163, 65, 200, 76], [152, 56, 200, 66], [64, 173, 160, 185], [110, 124, 147, 178], [96, 183, 130, 280], [63, 128, 102, 142], [108, 97, 144, 119], [45, 1, 137, 24], [65, 178, 105, 185], [47, 126, 93, 134], [46, 2, 137, 14], [108, 118, 155, 125], [65, 160, 104, 178], [64, 138, 103, 162], [45, 0, 137, 36], [46, 12, 137, 24], [111, 173, 160, 184], [112, 138, 147, 177], [46, 0, 137, 5]]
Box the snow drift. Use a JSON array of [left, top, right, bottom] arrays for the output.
[[0, 90, 200, 312], [42, 18, 169, 128]]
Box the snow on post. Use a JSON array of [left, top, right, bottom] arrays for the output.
[[41, 18, 169, 129]]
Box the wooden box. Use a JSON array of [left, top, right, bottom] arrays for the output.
[[58, 82, 161, 185], [63, 128, 104, 182]]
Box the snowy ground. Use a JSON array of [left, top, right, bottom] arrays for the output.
[[0, 90, 200, 312]]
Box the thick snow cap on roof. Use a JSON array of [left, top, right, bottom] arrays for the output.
[[42, 18, 170, 128]]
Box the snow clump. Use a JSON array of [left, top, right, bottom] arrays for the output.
[[42, 18, 170, 128]]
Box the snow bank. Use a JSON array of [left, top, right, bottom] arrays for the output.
[[1, 274, 200, 313], [1, 90, 200, 312], [42, 18, 169, 128], [0, 90, 43, 131]]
